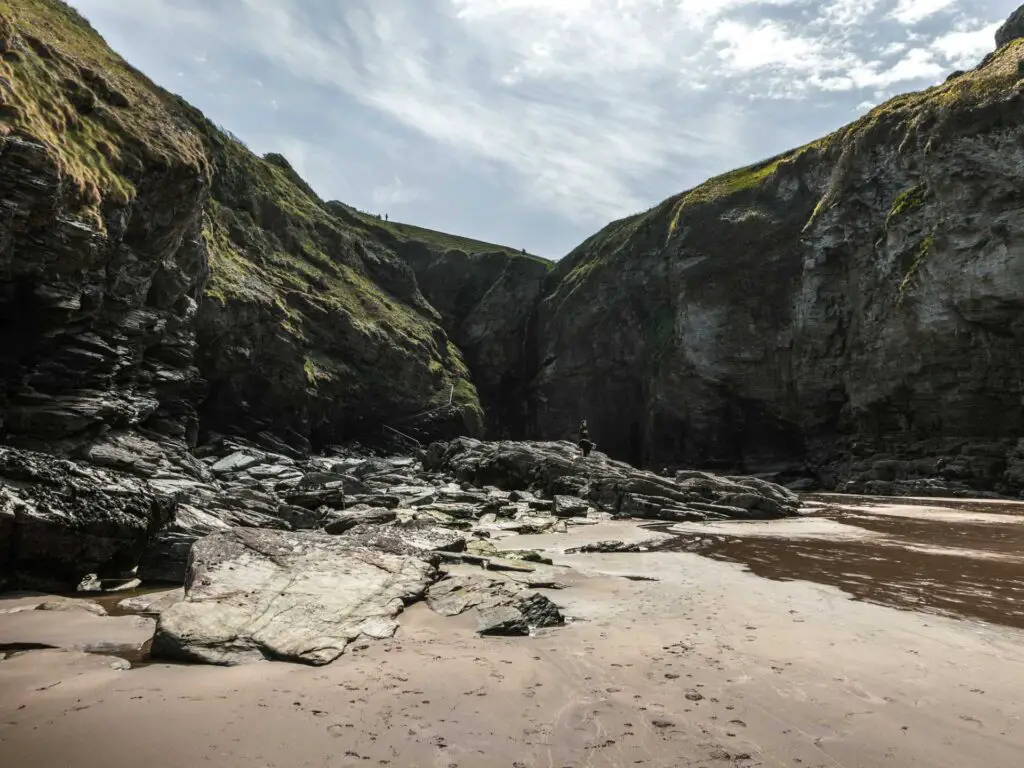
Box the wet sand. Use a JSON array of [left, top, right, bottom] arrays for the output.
[[2, 501, 1024, 767], [654, 495, 1024, 629]]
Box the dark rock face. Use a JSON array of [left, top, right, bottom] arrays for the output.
[[329, 204, 553, 439], [526, 37, 1024, 496], [0, 3, 484, 464], [0, 134, 209, 455], [996, 4, 1024, 49], [0, 446, 174, 586], [392, 248, 551, 437]]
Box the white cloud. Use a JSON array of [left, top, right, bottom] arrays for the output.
[[891, 0, 959, 25], [931, 22, 1003, 67], [66, 0, 1017, 252], [711, 20, 832, 74], [372, 177, 421, 207]]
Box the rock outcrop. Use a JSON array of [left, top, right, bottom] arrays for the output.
[[151, 528, 440, 665], [526, 20, 1024, 496], [0, 0, 483, 466], [425, 438, 800, 521], [327, 202, 552, 437], [0, 446, 173, 588]]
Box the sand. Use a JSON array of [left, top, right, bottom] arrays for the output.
[[2, 516, 1024, 767]]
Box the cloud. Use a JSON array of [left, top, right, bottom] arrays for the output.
[[372, 177, 421, 207], [931, 21, 1004, 67], [891, 0, 959, 25], [66, 0, 1018, 256]]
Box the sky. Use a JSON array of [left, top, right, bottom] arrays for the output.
[[68, 0, 1020, 259]]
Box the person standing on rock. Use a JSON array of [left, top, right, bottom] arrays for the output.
[[578, 419, 594, 458]]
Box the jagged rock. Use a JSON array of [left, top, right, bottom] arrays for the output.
[[151, 528, 439, 666], [552, 495, 591, 518], [341, 522, 468, 555], [323, 506, 398, 534], [565, 540, 647, 554], [426, 439, 799, 521], [996, 4, 1024, 49], [425, 573, 564, 636], [0, 447, 175, 588]]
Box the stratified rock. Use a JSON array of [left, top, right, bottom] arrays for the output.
[[425, 439, 799, 521], [151, 528, 439, 666], [552, 495, 591, 518], [323, 506, 398, 534], [426, 573, 564, 636], [0, 447, 174, 588]]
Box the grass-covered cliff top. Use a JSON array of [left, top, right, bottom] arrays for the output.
[[557, 31, 1024, 284], [327, 200, 552, 268], [0, 0, 207, 210]]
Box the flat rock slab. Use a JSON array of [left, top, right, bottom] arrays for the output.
[[342, 522, 468, 555], [117, 588, 185, 616], [152, 528, 439, 666]]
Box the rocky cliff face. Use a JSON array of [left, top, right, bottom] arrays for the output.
[[326, 204, 552, 437], [529, 24, 1024, 495], [0, 0, 482, 461], [0, 0, 492, 584]]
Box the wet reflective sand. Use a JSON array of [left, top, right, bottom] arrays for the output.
[[648, 493, 1024, 629]]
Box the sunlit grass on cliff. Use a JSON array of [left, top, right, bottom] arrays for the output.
[[0, 0, 207, 216]]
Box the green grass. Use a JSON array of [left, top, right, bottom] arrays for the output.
[[0, 0, 207, 216], [888, 184, 927, 222], [328, 200, 551, 266], [898, 233, 936, 302]]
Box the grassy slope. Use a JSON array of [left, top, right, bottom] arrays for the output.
[[0, 0, 207, 212], [0, 0, 490, 421], [330, 200, 550, 265]]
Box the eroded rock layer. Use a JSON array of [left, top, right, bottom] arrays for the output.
[[528, 26, 1024, 495]]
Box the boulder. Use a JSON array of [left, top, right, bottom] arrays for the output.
[[552, 495, 591, 518], [0, 447, 175, 588], [151, 528, 439, 666], [426, 573, 564, 636], [323, 506, 397, 534]]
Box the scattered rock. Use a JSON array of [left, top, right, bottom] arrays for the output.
[[565, 540, 647, 554]]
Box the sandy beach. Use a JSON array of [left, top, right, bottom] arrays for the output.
[[3, 503, 1024, 768]]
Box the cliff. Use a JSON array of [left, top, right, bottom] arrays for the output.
[[328, 202, 553, 436], [0, 0, 485, 460], [529, 22, 1024, 495]]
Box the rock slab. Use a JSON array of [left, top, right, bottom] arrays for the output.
[[151, 528, 439, 666]]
